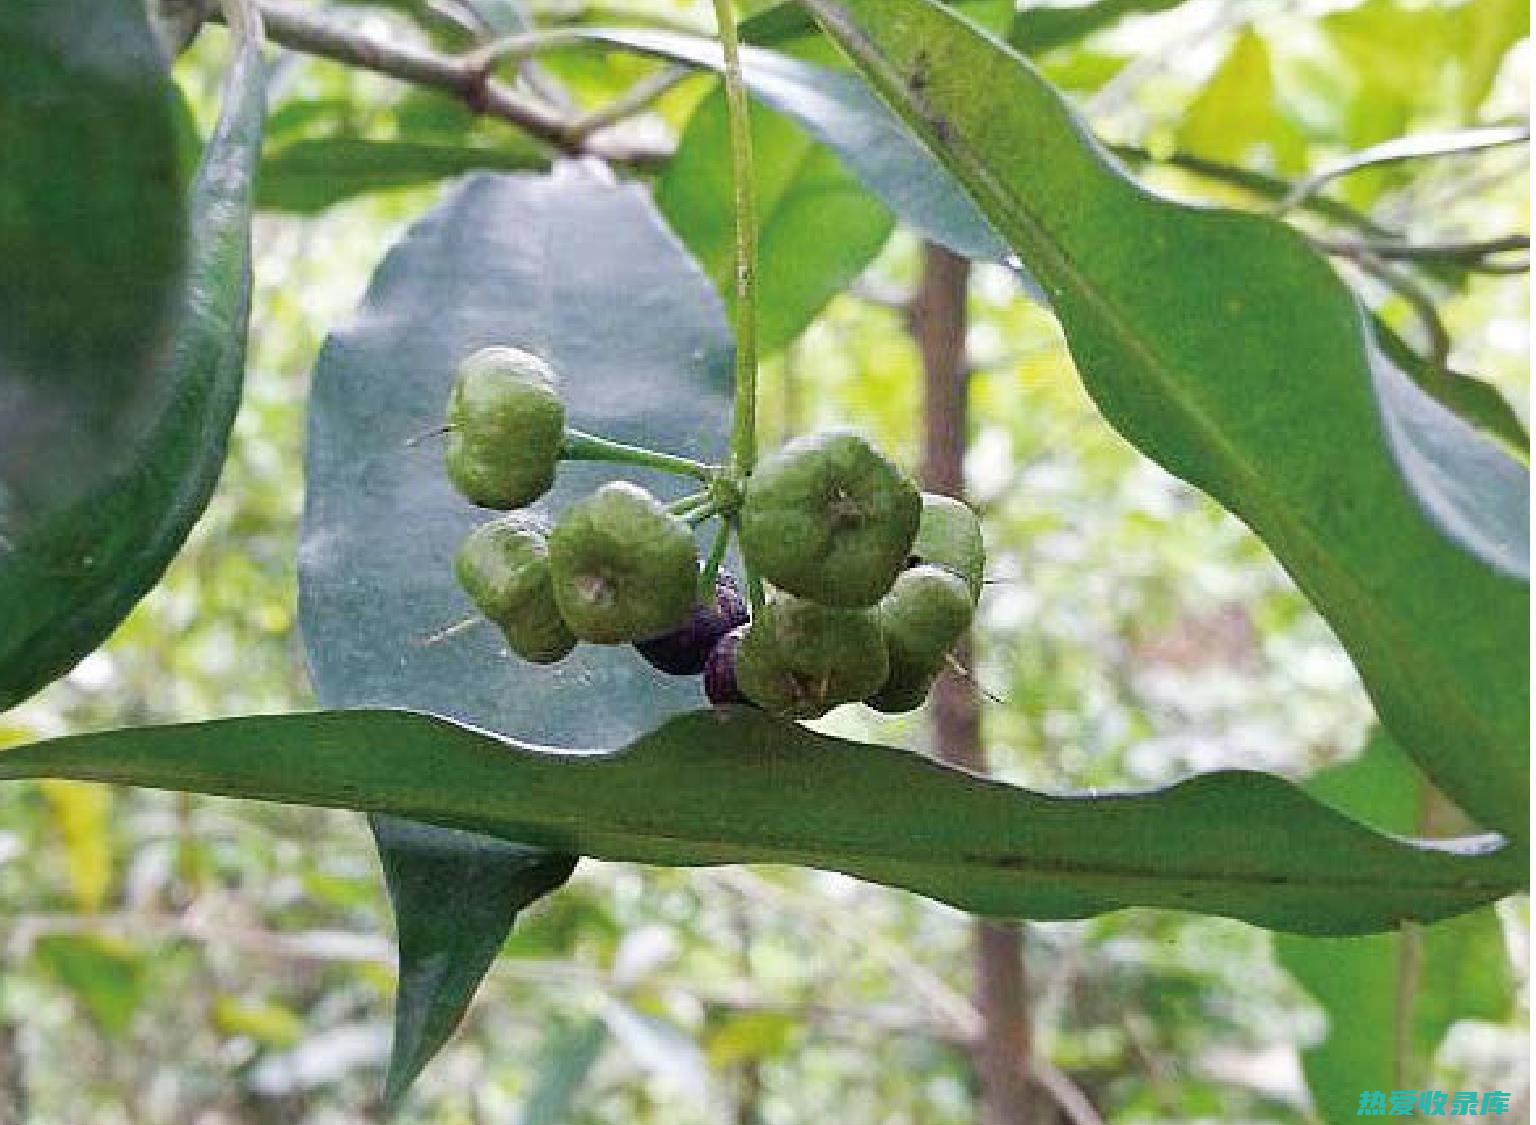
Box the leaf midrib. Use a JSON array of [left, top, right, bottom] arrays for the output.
[[0, 720, 1516, 906], [806, 0, 1506, 780]]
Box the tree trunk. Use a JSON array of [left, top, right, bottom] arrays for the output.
[[912, 242, 1034, 1125], [0, 1017, 25, 1125]]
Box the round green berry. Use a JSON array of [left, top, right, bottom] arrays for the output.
[[880, 564, 973, 668], [862, 565, 972, 714], [548, 482, 698, 644], [738, 430, 921, 607], [909, 493, 985, 603], [445, 346, 565, 510], [736, 594, 888, 719], [455, 516, 576, 664]]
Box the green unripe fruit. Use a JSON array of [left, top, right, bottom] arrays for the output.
[[445, 346, 565, 510], [909, 493, 985, 603], [548, 482, 698, 644], [736, 594, 888, 719], [455, 517, 576, 664], [880, 565, 973, 667], [738, 430, 921, 606], [864, 565, 972, 714]]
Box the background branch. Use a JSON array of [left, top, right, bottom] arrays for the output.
[[214, 1, 670, 167], [1277, 122, 1530, 214]]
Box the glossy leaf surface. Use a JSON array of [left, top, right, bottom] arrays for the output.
[[0, 19, 263, 708], [0, 708, 1522, 938], [801, 0, 1530, 840], [0, 0, 185, 520]]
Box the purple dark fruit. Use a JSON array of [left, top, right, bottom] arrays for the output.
[[704, 625, 749, 705], [635, 573, 749, 675]]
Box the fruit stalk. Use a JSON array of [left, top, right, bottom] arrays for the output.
[[561, 428, 714, 482], [711, 0, 760, 480]]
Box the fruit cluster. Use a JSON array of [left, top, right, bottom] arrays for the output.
[[444, 347, 983, 719]]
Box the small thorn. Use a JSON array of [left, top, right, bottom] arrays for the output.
[[404, 423, 453, 448], [944, 652, 1007, 706], [412, 615, 483, 647]]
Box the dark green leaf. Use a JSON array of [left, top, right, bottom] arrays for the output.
[[299, 170, 734, 1099], [658, 89, 894, 353], [0, 709, 1523, 937], [259, 138, 549, 213], [375, 815, 577, 1109], [800, 0, 1530, 840], [0, 0, 185, 522], [576, 29, 1006, 261], [1276, 732, 1513, 1124], [0, 21, 263, 709]]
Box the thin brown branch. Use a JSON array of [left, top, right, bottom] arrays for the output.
[[212, 1, 670, 168], [1277, 123, 1530, 215], [1313, 232, 1530, 272], [1349, 251, 1453, 370], [570, 65, 693, 143]]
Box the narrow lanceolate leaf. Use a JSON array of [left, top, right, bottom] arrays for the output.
[[300, 169, 733, 1102], [0, 709, 1523, 937], [801, 0, 1530, 841], [0, 14, 264, 709], [1276, 732, 1513, 1124], [658, 90, 894, 353], [375, 816, 576, 1109]]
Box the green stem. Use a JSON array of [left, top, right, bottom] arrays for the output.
[[561, 428, 715, 482], [668, 491, 711, 516], [732, 517, 767, 617], [685, 502, 724, 527], [712, 0, 760, 479], [700, 519, 732, 597]]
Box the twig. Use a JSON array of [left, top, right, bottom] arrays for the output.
[[945, 652, 1008, 707], [211, 1, 670, 167], [1347, 250, 1453, 370], [1032, 1058, 1107, 1125], [570, 65, 693, 142], [1276, 123, 1530, 215], [1310, 232, 1530, 271], [220, 0, 263, 41]]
